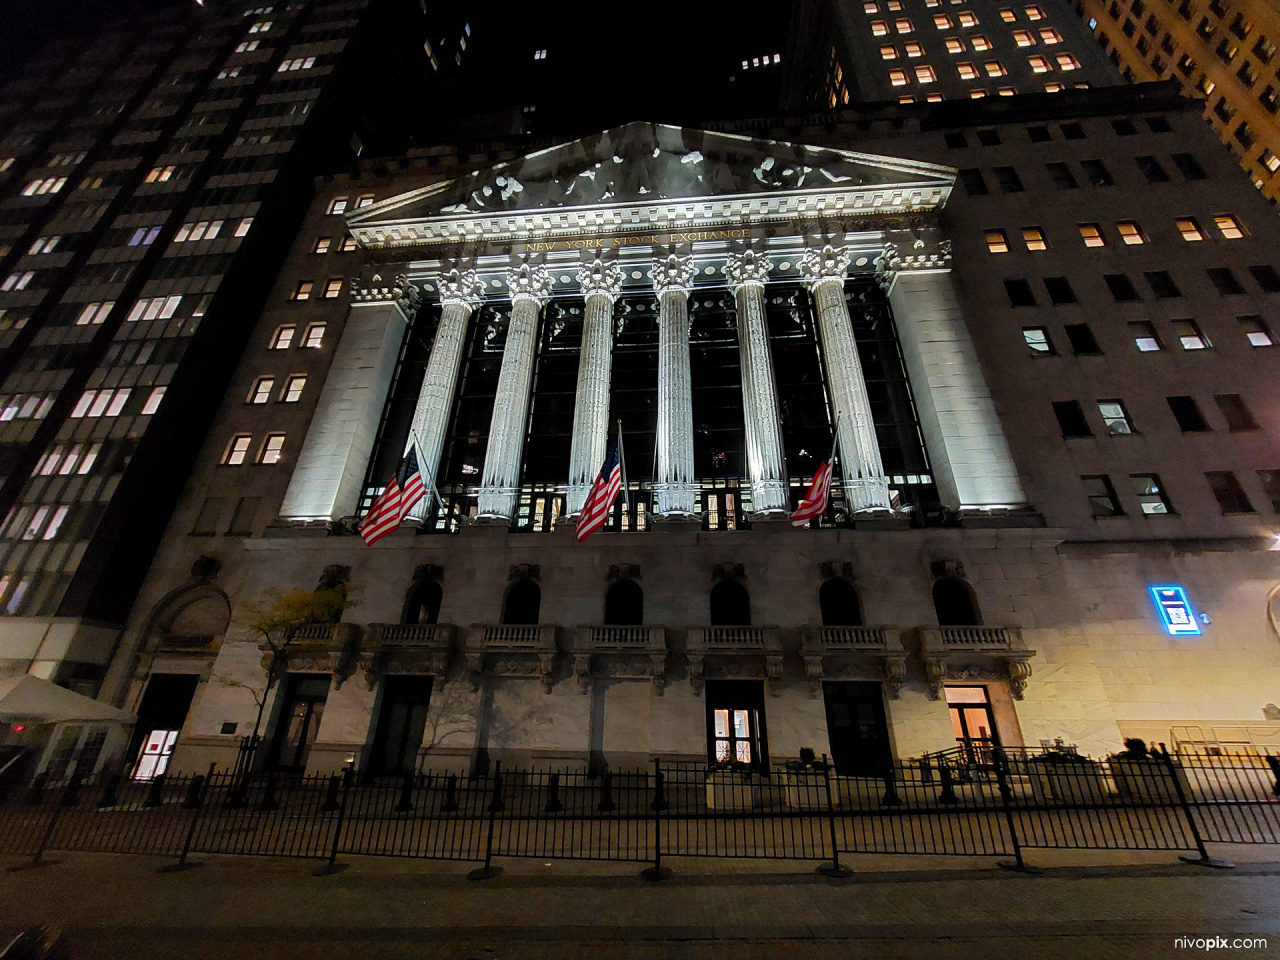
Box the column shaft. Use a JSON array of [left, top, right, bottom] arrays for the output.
[[727, 251, 788, 515], [804, 249, 891, 513], [566, 260, 623, 515], [477, 264, 550, 520], [655, 285, 697, 515]]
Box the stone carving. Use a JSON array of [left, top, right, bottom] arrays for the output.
[[576, 258, 625, 300], [435, 267, 485, 306], [724, 249, 773, 290], [1004, 657, 1033, 700], [798, 243, 851, 287], [883, 656, 907, 700], [506, 262, 553, 303], [925, 656, 948, 700], [653, 254, 698, 517], [874, 237, 952, 290], [651, 253, 695, 295], [350, 274, 422, 315], [190, 555, 220, 581]]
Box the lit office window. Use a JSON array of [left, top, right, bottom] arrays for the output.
[[270, 325, 296, 349], [1214, 215, 1245, 238], [75, 301, 115, 325], [1131, 474, 1174, 514], [28, 236, 60, 254], [70, 388, 131, 418], [126, 296, 181, 322], [1116, 221, 1147, 245], [1013, 29, 1035, 45], [958, 11, 978, 26], [248, 377, 275, 404], [889, 68, 909, 85], [224, 435, 252, 465], [1, 272, 35, 291], [1129, 321, 1162, 352], [259, 433, 286, 464], [1029, 55, 1051, 72], [958, 62, 980, 78], [1039, 27, 1062, 43], [916, 65, 937, 82], [945, 37, 965, 52], [1056, 53, 1081, 69], [1078, 224, 1106, 247], [141, 387, 166, 415], [1023, 227, 1047, 250], [293, 281, 313, 300], [322, 278, 343, 298], [895, 18, 914, 32], [1025, 5, 1045, 18], [985, 60, 1007, 76], [904, 41, 924, 56], [1238, 315, 1274, 346], [313, 237, 332, 254], [327, 196, 349, 214], [144, 166, 176, 183], [283, 375, 306, 402], [1176, 218, 1205, 241], [303, 323, 326, 348], [1172, 319, 1210, 349], [971, 35, 992, 50], [235, 217, 254, 237], [985, 229, 1010, 253]]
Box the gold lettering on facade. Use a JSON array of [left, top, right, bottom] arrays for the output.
[[516, 228, 753, 253]]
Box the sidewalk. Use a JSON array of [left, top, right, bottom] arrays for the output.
[[2, 848, 1278, 959]]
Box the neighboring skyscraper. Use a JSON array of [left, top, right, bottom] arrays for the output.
[[1068, 0, 1280, 204], [0, 0, 428, 691]]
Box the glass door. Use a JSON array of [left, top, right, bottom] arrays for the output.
[[270, 674, 330, 771], [945, 685, 1000, 767]]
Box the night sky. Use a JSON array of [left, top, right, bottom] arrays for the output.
[[0, 0, 185, 79]]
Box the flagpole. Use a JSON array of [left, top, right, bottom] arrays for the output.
[[616, 419, 630, 508], [409, 430, 444, 517]]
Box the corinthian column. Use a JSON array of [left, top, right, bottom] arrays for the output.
[[566, 258, 624, 516], [652, 254, 697, 517], [406, 268, 485, 519], [477, 262, 552, 521], [800, 245, 891, 513], [724, 249, 788, 515]]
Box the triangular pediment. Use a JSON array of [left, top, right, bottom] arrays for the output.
[[347, 123, 955, 253]]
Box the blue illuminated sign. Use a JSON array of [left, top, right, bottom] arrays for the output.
[[1149, 585, 1201, 636]]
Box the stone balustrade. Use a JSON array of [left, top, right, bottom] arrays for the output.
[[799, 625, 908, 699], [917, 625, 1035, 701], [685, 626, 783, 696], [570, 625, 668, 694], [464, 623, 559, 693]]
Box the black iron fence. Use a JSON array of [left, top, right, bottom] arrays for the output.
[[1, 749, 1277, 876]]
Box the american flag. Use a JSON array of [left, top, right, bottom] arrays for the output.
[[576, 429, 624, 542], [359, 446, 426, 545], [790, 460, 835, 527]]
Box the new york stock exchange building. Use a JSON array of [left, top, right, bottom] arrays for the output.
[[110, 105, 1280, 780]]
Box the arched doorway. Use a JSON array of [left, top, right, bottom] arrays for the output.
[[819, 578, 862, 626], [502, 579, 541, 625], [604, 579, 643, 625], [932, 578, 981, 626], [709, 579, 751, 626]]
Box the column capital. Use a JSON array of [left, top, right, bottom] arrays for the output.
[[576, 258, 625, 301], [435, 267, 486, 307], [799, 244, 851, 290], [652, 253, 695, 296], [506, 262, 553, 304], [724, 249, 773, 292], [875, 237, 953, 290]]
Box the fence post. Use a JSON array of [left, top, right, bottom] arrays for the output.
[[597, 772, 616, 813], [257, 776, 280, 812], [992, 748, 1038, 874], [1265, 754, 1280, 797], [544, 773, 563, 814], [640, 758, 671, 882], [937, 763, 959, 806], [468, 761, 503, 880], [395, 772, 415, 813], [97, 771, 121, 809], [880, 768, 901, 807], [440, 773, 459, 813], [143, 774, 166, 808], [1159, 744, 1233, 869], [320, 774, 342, 812], [168, 772, 210, 870], [817, 754, 852, 878], [9, 778, 75, 871], [315, 766, 354, 876]]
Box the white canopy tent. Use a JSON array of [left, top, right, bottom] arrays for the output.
[[0, 675, 134, 724], [0, 675, 134, 782]]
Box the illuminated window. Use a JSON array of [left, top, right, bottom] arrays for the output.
[[887, 0, 902, 8], [1214, 215, 1245, 238], [1132, 474, 1174, 514], [259, 433, 286, 464], [1013, 29, 1035, 45], [303, 323, 326, 348], [1078, 223, 1106, 247], [1172, 319, 1210, 349], [28, 236, 60, 254], [1001, 9, 1017, 21], [249, 20, 272, 32], [880, 44, 899, 59], [75, 301, 115, 325], [899, 95, 916, 103], [985, 229, 1010, 253], [971, 35, 992, 50], [340, 236, 358, 252], [70, 388, 130, 418], [927, 93, 944, 101], [916, 65, 937, 81], [355, 194, 375, 209], [864, 1, 879, 11], [223, 435, 252, 465], [894, 17, 913, 32], [1025, 4, 1045, 18], [1097, 400, 1135, 435], [958, 11, 978, 26], [985, 60, 1006, 76], [249, 377, 275, 404], [1176, 218, 1205, 241], [970, 88, 988, 98], [1044, 81, 1064, 92], [871, 20, 889, 35], [1260, 149, 1280, 174], [889, 68, 910, 84], [945, 37, 965, 52], [322, 278, 343, 298], [998, 86, 1017, 95], [958, 62, 980, 78], [1029, 55, 1051, 72], [145, 165, 176, 183], [905, 41, 925, 56], [1, 272, 35, 291], [1039, 27, 1062, 43], [126, 296, 181, 321], [142, 387, 165, 416], [934, 13, 953, 28], [270, 325, 295, 349], [313, 237, 331, 254], [42, 506, 69, 540], [1022, 227, 1047, 250], [235, 217, 254, 237], [283, 375, 307, 402], [234, 40, 259, 52], [1129, 321, 1162, 351], [1022, 326, 1054, 353], [327, 196, 349, 214], [1056, 53, 1081, 69], [1117, 221, 1147, 244], [1239, 315, 1274, 346], [292, 281, 313, 300], [21, 177, 66, 196]]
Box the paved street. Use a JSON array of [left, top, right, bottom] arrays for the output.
[[2, 848, 1279, 959]]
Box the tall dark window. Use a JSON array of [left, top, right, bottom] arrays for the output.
[[369, 676, 433, 777], [710, 579, 751, 626], [1206, 471, 1254, 513], [819, 578, 862, 626], [403, 579, 442, 625], [766, 288, 831, 483], [932, 578, 981, 625], [438, 301, 511, 488], [690, 291, 745, 480], [522, 298, 584, 482], [502, 579, 541, 625], [609, 295, 659, 482], [604, 578, 643, 625], [269, 674, 330, 771]]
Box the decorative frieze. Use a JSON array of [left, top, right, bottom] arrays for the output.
[[349, 273, 423, 315]]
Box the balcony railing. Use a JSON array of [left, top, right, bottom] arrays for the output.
[[369, 623, 456, 647], [571, 625, 668, 693], [918, 625, 1035, 701], [936, 626, 1020, 649], [685, 626, 783, 696], [464, 624, 558, 693], [800, 626, 909, 698]]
